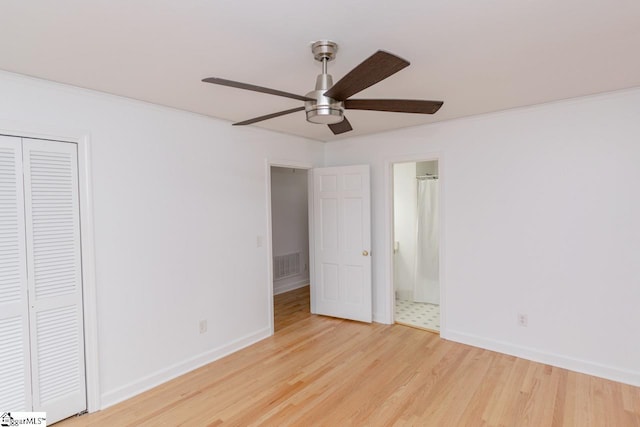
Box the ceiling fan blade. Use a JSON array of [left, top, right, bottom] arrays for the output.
[[233, 106, 305, 126], [323, 51, 410, 101], [328, 117, 353, 135], [202, 77, 313, 102], [344, 99, 443, 114]]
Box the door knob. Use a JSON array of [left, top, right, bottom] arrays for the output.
[[362, 250, 369, 256]]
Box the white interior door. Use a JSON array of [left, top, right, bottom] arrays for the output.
[[0, 135, 33, 411], [311, 165, 372, 322], [22, 139, 86, 423]]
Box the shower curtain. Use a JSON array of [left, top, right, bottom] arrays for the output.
[[413, 179, 439, 304]]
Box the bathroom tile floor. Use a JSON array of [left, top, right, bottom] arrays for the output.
[[395, 299, 440, 332]]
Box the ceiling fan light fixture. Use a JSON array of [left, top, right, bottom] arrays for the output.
[[305, 105, 344, 124]]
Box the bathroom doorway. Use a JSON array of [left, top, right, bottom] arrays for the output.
[[392, 160, 440, 333]]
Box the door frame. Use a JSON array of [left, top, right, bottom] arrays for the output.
[[264, 159, 313, 335], [0, 121, 100, 412], [385, 153, 446, 332]]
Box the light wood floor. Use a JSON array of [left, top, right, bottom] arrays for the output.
[[59, 286, 640, 426], [274, 285, 311, 332]]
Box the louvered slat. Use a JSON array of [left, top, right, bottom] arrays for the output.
[[0, 136, 32, 411], [23, 139, 86, 423], [35, 306, 82, 404], [0, 317, 29, 410]]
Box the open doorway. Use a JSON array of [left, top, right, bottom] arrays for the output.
[[392, 160, 440, 333], [270, 166, 311, 331]]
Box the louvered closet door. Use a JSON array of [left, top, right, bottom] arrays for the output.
[[0, 135, 32, 411], [22, 139, 86, 423]]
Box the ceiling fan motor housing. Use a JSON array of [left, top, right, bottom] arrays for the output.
[[306, 41, 344, 125], [305, 73, 344, 124]]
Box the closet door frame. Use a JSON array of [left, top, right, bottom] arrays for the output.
[[0, 122, 100, 413]]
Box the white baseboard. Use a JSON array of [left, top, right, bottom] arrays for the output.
[[273, 279, 308, 295], [100, 326, 272, 409], [442, 328, 640, 387]]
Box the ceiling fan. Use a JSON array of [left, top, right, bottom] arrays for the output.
[[202, 41, 444, 135]]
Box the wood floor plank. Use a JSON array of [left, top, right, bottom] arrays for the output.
[[58, 286, 640, 426]]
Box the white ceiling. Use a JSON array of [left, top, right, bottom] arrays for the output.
[[1, 1, 639, 142]]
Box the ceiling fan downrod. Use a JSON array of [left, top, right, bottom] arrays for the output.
[[305, 40, 345, 125]]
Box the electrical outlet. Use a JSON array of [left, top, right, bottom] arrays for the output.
[[517, 313, 528, 327], [199, 319, 207, 334]]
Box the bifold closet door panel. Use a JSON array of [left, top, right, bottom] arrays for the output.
[[22, 139, 86, 422], [0, 135, 32, 411]]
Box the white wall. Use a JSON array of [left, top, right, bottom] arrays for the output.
[[393, 162, 416, 300], [0, 71, 324, 407], [3, 66, 639, 404], [325, 87, 640, 386], [270, 167, 309, 294]]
